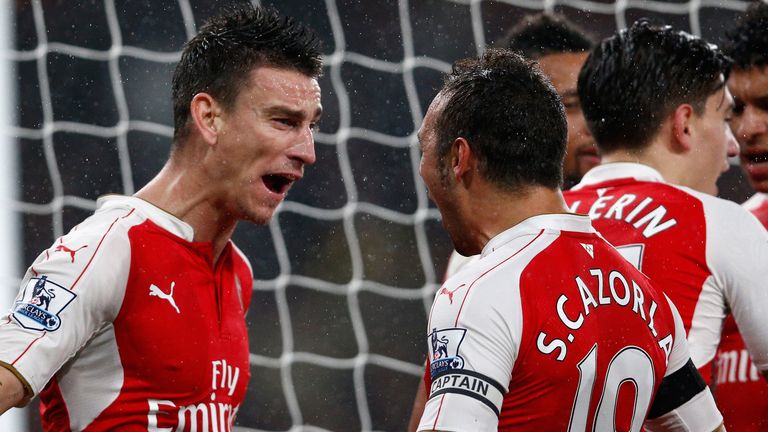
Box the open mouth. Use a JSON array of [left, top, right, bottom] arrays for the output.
[[744, 153, 768, 164], [263, 174, 295, 194]]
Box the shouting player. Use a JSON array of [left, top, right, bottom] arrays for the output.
[[565, 20, 768, 392], [437, 12, 600, 280], [713, 2, 768, 430], [0, 4, 323, 430], [408, 15, 600, 429], [415, 48, 722, 431]]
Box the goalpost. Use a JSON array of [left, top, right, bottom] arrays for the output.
[[5, 1, 751, 431], [0, 3, 23, 432]]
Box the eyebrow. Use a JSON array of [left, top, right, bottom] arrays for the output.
[[560, 89, 579, 99], [265, 105, 323, 121]]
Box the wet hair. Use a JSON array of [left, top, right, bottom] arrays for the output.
[[724, 1, 768, 69], [435, 48, 567, 190], [171, 3, 322, 140], [578, 21, 731, 153], [500, 12, 595, 59]]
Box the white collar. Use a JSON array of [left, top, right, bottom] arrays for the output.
[[96, 195, 195, 241], [573, 163, 666, 190], [481, 213, 594, 258]]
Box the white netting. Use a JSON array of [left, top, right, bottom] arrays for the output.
[[4, 0, 751, 431]]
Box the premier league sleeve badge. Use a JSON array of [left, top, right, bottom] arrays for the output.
[[428, 327, 467, 379], [13, 276, 77, 331]]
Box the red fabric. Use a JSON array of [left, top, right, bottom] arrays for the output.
[[498, 233, 674, 430], [40, 220, 251, 431], [565, 179, 709, 380], [40, 378, 70, 432], [714, 204, 768, 431]]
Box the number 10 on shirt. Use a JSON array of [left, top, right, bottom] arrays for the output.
[[568, 344, 655, 432]]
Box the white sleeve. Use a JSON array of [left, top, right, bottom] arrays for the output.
[[418, 269, 520, 432], [644, 297, 723, 431], [665, 295, 690, 376], [704, 197, 768, 371], [644, 390, 722, 432], [0, 211, 132, 397]]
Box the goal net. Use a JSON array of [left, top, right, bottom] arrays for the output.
[[3, 0, 752, 431]]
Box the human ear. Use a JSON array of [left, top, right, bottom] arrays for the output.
[[671, 104, 695, 153], [189, 93, 221, 146], [452, 137, 475, 184]]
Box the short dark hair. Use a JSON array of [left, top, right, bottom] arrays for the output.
[[724, 1, 768, 70], [578, 21, 731, 153], [435, 48, 567, 190], [172, 4, 323, 140], [500, 12, 594, 59]]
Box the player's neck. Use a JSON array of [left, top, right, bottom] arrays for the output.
[[134, 159, 237, 263], [601, 143, 715, 193], [463, 184, 569, 253]]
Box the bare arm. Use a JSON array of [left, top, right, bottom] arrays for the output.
[[0, 365, 26, 414], [407, 376, 427, 432]]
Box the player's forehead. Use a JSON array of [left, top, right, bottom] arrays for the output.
[[728, 66, 768, 102], [536, 52, 588, 94], [705, 84, 732, 114], [243, 66, 322, 114], [420, 92, 449, 140]]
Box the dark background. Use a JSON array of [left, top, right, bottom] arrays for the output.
[[10, 0, 753, 430]]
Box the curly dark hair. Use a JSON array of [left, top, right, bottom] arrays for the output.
[[435, 48, 567, 190], [724, 1, 768, 70], [499, 12, 595, 59], [578, 21, 731, 153], [171, 3, 322, 140]]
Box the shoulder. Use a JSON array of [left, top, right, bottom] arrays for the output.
[[50, 203, 145, 264], [743, 193, 768, 211], [676, 187, 767, 236]]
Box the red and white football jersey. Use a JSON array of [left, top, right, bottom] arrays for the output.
[[417, 214, 719, 431], [564, 163, 768, 381], [0, 196, 252, 431], [743, 192, 768, 229], [714, 192, 768, 432]]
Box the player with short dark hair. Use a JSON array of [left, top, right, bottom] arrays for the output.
[[725, 0, 768, 220], [566, 21, 768, 399], [416, 47, 722, 431], [0, 4, 323, 430], [502, 12, 599, 188], [500, 12, 593, 58], [714, 2, 768, 430], [578, 20, 732, 174], [172, 6, 323, 140], [408, 15, 602, 430], [440, 11, 600, 304]]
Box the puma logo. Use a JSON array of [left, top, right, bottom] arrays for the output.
[[438, 283, 466, 304], [149, 282, 180, 314], [55, 244, 87, 263]]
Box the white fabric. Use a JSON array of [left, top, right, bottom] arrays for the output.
[[742, 192, 768, 213], [644, 389, 722, 432]]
